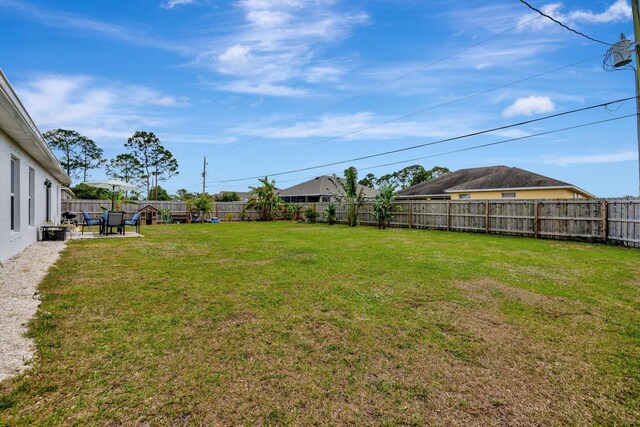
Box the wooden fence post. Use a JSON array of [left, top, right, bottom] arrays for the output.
[[408, 202, 413, 228], [534, 202, 539, 239], [601, 200, 608, 243], [446, 201, 451, 231], [485, 200, 490, 234]]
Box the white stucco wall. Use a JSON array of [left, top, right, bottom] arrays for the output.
[[0, 128, 64, 262]]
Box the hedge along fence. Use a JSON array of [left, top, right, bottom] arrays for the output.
[[63, 198, 640, 248]]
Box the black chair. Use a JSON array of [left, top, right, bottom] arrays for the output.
[[105, 211, 125, 235]]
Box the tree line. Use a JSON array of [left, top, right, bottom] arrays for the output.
[[44, 129, 178, 200], [244, 165, 448, 229], [358, 165, 450, 189]]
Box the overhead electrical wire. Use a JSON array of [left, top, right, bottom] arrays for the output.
[[189, 114, 634, 191], [517, 0, 612, 46], [307, 56, 600, 147], [357, 115, 636, 173], [223, 2, 578, 152], [187, 55, 599, 190], [204, 96, 634, 183]]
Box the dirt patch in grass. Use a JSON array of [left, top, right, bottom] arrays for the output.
[[456, 279, 565, 306], [445, 279, 635, 425]]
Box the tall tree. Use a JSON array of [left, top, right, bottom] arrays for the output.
[[150, 148, 178, 200], [125, 131, 178, 199], [44, 129, 103, 183], [149, 185, 170, 201], [175, 188, 197, 201], [78, 136, 104, 182], [377, 165, 451, 188], [409, 165, 450, 186], [105, 154, 143, 185], [358, 173, 377, 189]]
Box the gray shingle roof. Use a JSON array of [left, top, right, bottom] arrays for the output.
[[277, 175, 379, 198], [396, 166, 509, 197], [397, 166, 592, 197], [446, 167, 570, 191]]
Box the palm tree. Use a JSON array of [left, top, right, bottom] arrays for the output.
[[194, 194, 213, 221], [248, 177, 282, 221], [330, 166, 365, 227], [372, 183, 399, 229], [324, 204, 336, 225], [184, 197, 195, 224]]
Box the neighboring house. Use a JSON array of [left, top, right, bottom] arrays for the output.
[[61, 187, 74, 201], [0, 69, 70, 262], [397, 166, 593, 200], [278, 175, 379, 203]]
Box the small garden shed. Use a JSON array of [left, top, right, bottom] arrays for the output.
[[139, 205, 159, 225]]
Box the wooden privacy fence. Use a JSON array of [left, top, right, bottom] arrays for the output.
[[63, 198, 640, 248]]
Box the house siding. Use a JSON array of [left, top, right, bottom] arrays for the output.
[[0, 128, 63, 262], [449, 188, 588, 200]]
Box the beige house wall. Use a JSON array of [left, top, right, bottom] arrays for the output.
[[449, 188, 591, 200]]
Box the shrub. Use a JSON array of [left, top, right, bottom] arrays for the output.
[[305, 207, 318, 223], [283, 203, 302, 221], [324, 204, 336, 225], [225, 212, 234, 222]]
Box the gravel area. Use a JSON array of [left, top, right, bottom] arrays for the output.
[[0, 241, 66, 382]]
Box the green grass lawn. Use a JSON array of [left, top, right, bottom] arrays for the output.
[[1, 222, 639, 425]]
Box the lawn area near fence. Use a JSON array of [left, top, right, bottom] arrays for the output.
[[1, 222, 639, 425]]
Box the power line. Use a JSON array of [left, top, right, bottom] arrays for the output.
[[191, 114, 635, 190], [358, 115, 636, 173], [517, 0, 612, 46], [206, 96, 635, 183], [223, 5, 567, 152], [307, 56, 600, 147]]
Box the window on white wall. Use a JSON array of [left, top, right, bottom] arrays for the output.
[[10, 157, 20, 231], [28, 168, 35, 226]]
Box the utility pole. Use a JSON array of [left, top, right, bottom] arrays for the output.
[[202, 156, 207, 195], [633, 0, 640, 196]]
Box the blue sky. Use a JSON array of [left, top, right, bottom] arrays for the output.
[[1, 0, 638, 196]]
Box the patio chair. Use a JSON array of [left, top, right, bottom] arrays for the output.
[[124, 213, 141, 234], [81, 211, 102, 235], [105, 211, 125, 235]]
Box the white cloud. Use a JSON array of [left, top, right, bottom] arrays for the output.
[[502, 96, 555, 117], [16, 74, 188, 144], [305, 65, 344, 83], [161, 0, 196, 9], [193, 0, 368, 96], [567, 0, 630, 23], [217, 81, 307, 97], [2, 0, 190, 54], [543, 151, 638, 166], [230, 112, 479, 141], [517, 0, 631, 31]]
